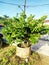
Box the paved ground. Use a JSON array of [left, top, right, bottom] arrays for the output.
[[32, 39, 49, 56], [31, 39, 49, 65]]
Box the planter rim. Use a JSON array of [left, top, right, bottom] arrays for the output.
[[17, 43, 31, 49]]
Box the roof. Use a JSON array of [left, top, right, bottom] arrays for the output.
[[45, 20, 49, 22], [0, 24, 4, 27]]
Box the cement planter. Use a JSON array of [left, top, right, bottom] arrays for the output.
[[16, 44, 31, 58]]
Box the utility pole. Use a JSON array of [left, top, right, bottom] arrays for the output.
[[24, 0, 26, 14], [18, 0, 26, 15]]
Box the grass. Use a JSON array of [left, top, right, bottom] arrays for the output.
[[0, 46, 48, 65]]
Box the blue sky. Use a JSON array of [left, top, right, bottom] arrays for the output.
[[0, 0, 49, 19]]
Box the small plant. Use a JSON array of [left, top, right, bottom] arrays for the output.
[[2, 57, 8, 65]]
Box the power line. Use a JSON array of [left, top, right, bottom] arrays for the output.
[[0, 1, 24, 6], [0, 0, 49, 7], [27, 4, 49, 7], [18, 6, 24, 11], [0, 1, 24, 12]]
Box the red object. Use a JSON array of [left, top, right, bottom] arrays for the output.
[[45, 20, 49, 22]]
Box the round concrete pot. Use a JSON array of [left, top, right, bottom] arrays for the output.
[[16, 44, 31, 58]]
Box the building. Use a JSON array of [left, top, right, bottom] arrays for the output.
[[44, 20, 49, 25]]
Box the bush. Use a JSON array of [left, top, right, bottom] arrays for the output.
[[1, 12, 48, 45]]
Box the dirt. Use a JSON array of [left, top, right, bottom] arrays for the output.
[[0, 46, 49, 65]]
